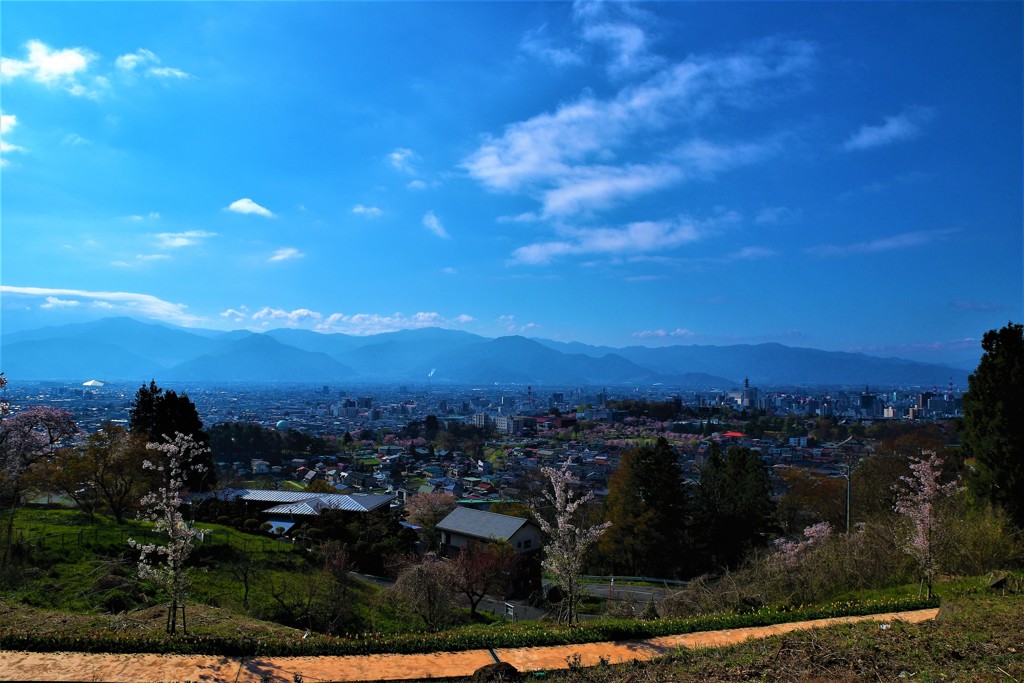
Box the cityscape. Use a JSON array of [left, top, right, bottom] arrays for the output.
[[0, 0, 1021, 680]]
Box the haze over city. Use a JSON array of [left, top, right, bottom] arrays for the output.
[[2, 1, 1021, 371]]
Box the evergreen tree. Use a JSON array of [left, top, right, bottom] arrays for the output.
[[962, 322, 1024, 527], [600, 437, 688, 577], [693, 444, 775, 570], [129, 380, 215, 491]]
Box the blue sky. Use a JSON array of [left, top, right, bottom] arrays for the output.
[[1, 1, 1020, 369]]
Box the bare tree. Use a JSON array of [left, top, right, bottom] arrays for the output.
[[382, 556, 456, 630], [535, 463, 610, 624], [447, 540, 515, 616]]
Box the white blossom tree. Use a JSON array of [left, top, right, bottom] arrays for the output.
[[535, 463, 610, 624], [128, 432, 209, 634], [893, 451, 959, 599]]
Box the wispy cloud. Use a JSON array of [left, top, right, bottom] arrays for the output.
[[352, 204, 383, 218], [154, 230, 215, 249], [317, 311, 473, 335], [115, 48, 191, 80], [950, 300, 1007, 312], [510, 212, 737, 265], [422, 211, 451, 239], [808, 228, 954, 257], [387, 147, 418, 174], [40, 296, 80, 309], [632, 328, 697, 339], [252, 307, 322, 327], [268, 247, 303, 263], [519, 25, 583, 67], [0, 112, 26, 164], [219, 306, 249, 322], [843, 107, 933, 151], [227, 197, 275, 218], [0, 285, 203, 325], [111, 253, 171, 268]]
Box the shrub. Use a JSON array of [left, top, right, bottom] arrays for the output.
[[243, 519, 260, 531]]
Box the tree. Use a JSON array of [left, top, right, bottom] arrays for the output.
[[693, 444, 775, 570], [128, 433, 209, 634], [41, 424, 148, 524], [1, 401, 77, 568], [893, 451, 960, 598], [535, 462, 610, 624], [129, 380, 214, 491], [446, 540, 515, 616], [962, 322, 1024, 527], [382, 557, 456, 630], [600, 437, 688, 577], [404, 491, 457, 551]]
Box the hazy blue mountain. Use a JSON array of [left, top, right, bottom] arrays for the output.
[[165, 333, 356, 382], [1, 337, 161, 380], [3, 316, 216, 368], [0, 316, 972, 386], [534, 338, 970, 386]]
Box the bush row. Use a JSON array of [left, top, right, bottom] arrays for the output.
[[0, 595, 938, 657]]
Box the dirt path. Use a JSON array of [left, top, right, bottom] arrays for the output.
[[0, 608, 938, 682]]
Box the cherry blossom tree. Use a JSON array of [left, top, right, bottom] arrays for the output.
[[1, 378, 78, 568], [535, 462, 610, 624], [128, 432, 209, 634], [404, 490, 457, 551], [893, 451, 960, 598]]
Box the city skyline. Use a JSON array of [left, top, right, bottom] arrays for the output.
[[2, 1, 1021, 369]]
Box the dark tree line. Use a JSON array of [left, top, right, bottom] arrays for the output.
[[597, 438, 776, 579]]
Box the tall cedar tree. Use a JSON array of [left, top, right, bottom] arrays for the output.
[[129, 380, 215, 491], [962, 322, 1024, 527], [600, 437, 688, 577], [693, 444, 776, 570]]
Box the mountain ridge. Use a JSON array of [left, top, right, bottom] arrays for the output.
[[0, 317, 971, 387]]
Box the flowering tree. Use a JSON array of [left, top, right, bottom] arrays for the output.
[[128, 432, 209, 634], [893, 451, 959, 598], [404, 491, 457, 551], [772, 521, 832, 568], [535, 462, 610, 624], [0, 375, 78, 568]]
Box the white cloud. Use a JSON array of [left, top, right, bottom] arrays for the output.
[[0, 112, 26, 163], [111, 253, 172, 267], [148, 66, 190, 79], [115, 48, 190, 80], [462, 39, 813, 196], [62, 133, 89, 146], [422, 211, 451, 239], [115, 48, 158, 72], [40, 296, 80, 309], [387, 147, 418, 174], [510, 214, 734, 265], [755, 206, 798, 225], [252, 307, 322, 327], [582, 21, 663, 76], [541, 163, 682, 217], [227, 197, 275, 217], [1, 40, 93, 88], [728, 246, 775, 260], [843, 108, 933, 151], [808, 229, 954, 257], [519, 25, 584, 67], [352, 204, 383, 218], [497, 314, 539, 334], [316, 311, 472, 335], [0, 113, 16, 135], [154, 230, 215, 249], [442, 267, 457, 275], [633, 328, 697, 339], [407, 179, 428, 191], [0, 285, 203, 325], [268, 247, 303, 262], [220, 306, 249, 321]]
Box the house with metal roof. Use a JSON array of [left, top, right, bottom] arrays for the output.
[[436, 506, 542, 555]]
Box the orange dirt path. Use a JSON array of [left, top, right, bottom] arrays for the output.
[[0, 608, 938, 682]]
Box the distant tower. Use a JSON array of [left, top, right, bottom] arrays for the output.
[[527, 385, 533, 405], [947, 379, 954, 400]]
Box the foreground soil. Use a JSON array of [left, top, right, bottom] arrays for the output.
[[0, 608, 939, 682]]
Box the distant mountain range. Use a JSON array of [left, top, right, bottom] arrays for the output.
[[0, 317, 971, 387]]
